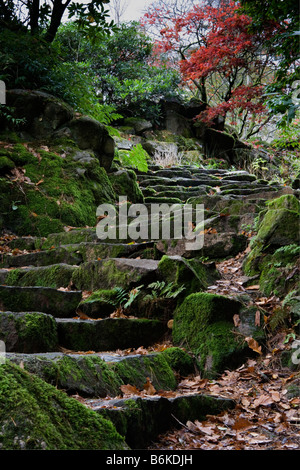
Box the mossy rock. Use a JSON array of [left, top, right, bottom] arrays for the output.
[[7, 350, 184, 398], [0, 311, 58, 353], [41, 228, 98, 249], [0, 139, 117, 237], [158, 255, 219, 295], [72, 258, 159, 291], [0, 362, 127, 449], [0, 286, 81, 317], [161, 347, 195, 376], [109, 169, 144, 203], [172, 293, 254, 378], [0, 156, 15, 174], [56, 317, 166, 351], [244, 195, 300, 296], [78, 289, 119, 318], [3, 264, 77, 289], [259, 245, 300, 298]]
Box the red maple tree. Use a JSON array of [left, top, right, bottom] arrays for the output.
[[142, 0, 280, 138]]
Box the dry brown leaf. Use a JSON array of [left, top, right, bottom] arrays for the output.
[[143, 377, 156, 395], [245, 337, 262, 355], [120, 384, 140, 396]]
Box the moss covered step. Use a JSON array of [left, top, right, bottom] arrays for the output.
[[0, 362, 128, 450], [0, 263, 77, 288], [6, 347, 194, 397], [56, 317, 167, 351], [155, 232, 247, 260], [71, 258, 159, 291], [0, 247, 83, 269], [0, 285, 81, 317], [0, 311, 58, 353], [41, 228, 98, 249], [90, 393, 235, 449]]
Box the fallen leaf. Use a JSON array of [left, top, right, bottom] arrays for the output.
[[120, 384, 140, 396], [143, 377, 156, 395], [245, 337, 262, 355]]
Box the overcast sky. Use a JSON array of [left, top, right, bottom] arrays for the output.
[[108, 0, 154, 23]]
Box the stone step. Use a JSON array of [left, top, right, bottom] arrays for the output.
[[56, 317, 167, 351], [6, 347, 194, 397], [0, 285, 81, 316], [0, 241, 155, 268], [0, 247, 82, 269], [90, 393, 235, 449], [0, 263, 77, 289], [72, 258, 160, 291], [72, 255, 219, 293], [0, 311, 58, 353]]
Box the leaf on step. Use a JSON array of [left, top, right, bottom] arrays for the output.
[[233, 314, 240, 327], [245, 337, 262, 355], [135, 346, 148, 355], [120, 383, 140, 396], [245, 285, 260, 290], [143, 377, 156, 395]]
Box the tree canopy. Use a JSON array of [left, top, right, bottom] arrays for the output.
[[0, 0, 114, 42]]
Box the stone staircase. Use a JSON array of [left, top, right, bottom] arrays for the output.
[[0, 162, 297, 449]]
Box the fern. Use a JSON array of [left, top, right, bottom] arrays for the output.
[[118, 144, 149, 172], [146, 281, 186, 300]]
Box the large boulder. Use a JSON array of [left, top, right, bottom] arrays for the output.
[[172, 292, 265, 378], [203, 128, 249, 165], [67, 116, 115, 170], [243, 194, 300, 300], [6, 89, 74, 138]]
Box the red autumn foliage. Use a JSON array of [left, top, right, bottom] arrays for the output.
[[142, 1, 281, 133]]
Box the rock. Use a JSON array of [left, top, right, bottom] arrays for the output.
[[157, 255, 220, 295], [93, 392, 235, 449], [0, 263, 77, 289], [0, 156, 15, 174], [244, 195, 300, 282], [41, 228, 98, 249], [172, 292, 264, 378], [0, 311, 58, 352], [109, 169, 144, 203], [56, 317, 167, 351], [156, 232, 247, 259], [67, 116, 115, 170], [203, 128, 249, 164], [0, 248, 82, 269], [72, 258, 159, 291], [6, 349, 181, 397], [123, 117, 152, 135], [0, 286, 81, 317], [6, 89, 74, 139], [0, 362, 127, 450]]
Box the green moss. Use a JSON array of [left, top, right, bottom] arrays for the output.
[[15, 312, 58, 352], [172, 293, 243, 377], [111, 354, 177, 391], [7, 264, 76, 288], [161, 347, 195, 376], [0, 156, 15, 173], [0, 140, 117, 236], [109, 169, 144, 203], [259, 245, 300, 298], [0, 362, 127, 450], [267, 194, 300, 213], [158, 255, 218, 295]]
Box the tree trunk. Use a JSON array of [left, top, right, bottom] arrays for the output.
[[44, 0, 71, 42]]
